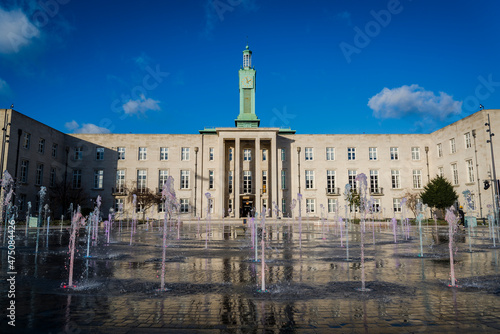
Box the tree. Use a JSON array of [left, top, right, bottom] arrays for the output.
[[127, 186, 162, 221], [403, 190, 421, 218], [48, 181, 90, 218], [420, 176, 458, 215]]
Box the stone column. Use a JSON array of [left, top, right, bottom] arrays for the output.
[[271, 134, 278, 218], [235, 137, 241, 218], [255, 137, 261, 216]]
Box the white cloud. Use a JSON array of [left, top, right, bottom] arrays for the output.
[[0, 78, 11, 96], [0, 8, 40, 54], [65, 120, 111, 134], [122, 94, 161, 115], [368, 84, 462, 121]]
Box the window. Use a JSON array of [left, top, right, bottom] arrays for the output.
[[464, 132, 472, 149], [159, 170, 168, 190], [347, 147, 356, 160], [19, 194, 27, 212], [305, 170, 314, 189], [281, 198, 286, 216], [52, 143, 58, 158], [116, 170, 125, 193], [181, 147, 190, 161], [411, 147, 420, 160], [305, 147, 313, 161], [262, 170, 267, 193], [372, 199, 381, 213], [281, 170, 286, 189], [96, 147, 104, 160], [243, 149, 252, 161], [209, 198, 214, 214], [262, 199, 268, 214], [390, 147, 399, 160], [281, 148, 286, 161], [466, 159, 474, 183], [413, 170, 422, 189], [35, 164, 44, 185], [451, 163, 459, 185], [393, 198, 402, 213], [180, 170, 189, 189], [328, 198, 337, 213], [450, 138, 456, 154], [369, 147, 377, 160], [243, 171, 252, 193], [118, 147, 126, 160], [438, 167, 444, 177], [138, 147, 147, 160], [209, 170, 214, 189], [229, 199, 233, 214], [229, 148, 233, 161], [72, 169, 82, 189], [180, 199, 189, 213], [228, 171, 233, 193], [391, 170, 400, 189], [209, 147, 214, 161], [50, 168, 56, 187], [348, 170, 357, 190], [20, 160, 29, 183], [115, 198, 124, 213], [94, 170, 104, 189], [23, 133, 31, 149], [306, 198, 316, 213], [370, 170, 379, 193], [160, 147, 168, 161], [74, 147, 82, 160], [137, 170, 147, 192], [38, 138, 45, 154], [262, 149, 267, 161], [326, 147, 335, 161], [327, 170, 335, 193], [437, 143, 443, 157]]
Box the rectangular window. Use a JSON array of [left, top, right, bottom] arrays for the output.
[[262, 170, 267, 193], [72, 169, 82, 189], [160, 147, 168, 161], [96, 147, 104, 160], [35, 164, 44, 186], [74, 147, 82, 160], [370, 170, 379, 193], [369, 147, 377, 160], [326, 147, 335, 161], [438, 167, 444, 177], [348, 147, 356, 160], [437, 143, 443, 157], [180, 170, 189, 189], [243, 149, 252, 161], [328, 198, 337, 213], [464, 132, 472, 149], [411, 147, 420, 160], [38, 138, 45, 154], [209, 198, 214, 214], [450, 138, 456, 154], [180, 199, 189, 213], [52, 143, 58, 158], [228, 171, 233, 193], [281, 198, 286, 216], [137, 170, 147, 192], [372, 199, 381, 213], [262, 149, 267, 161], [391, 170, 400, 189], [118, 147, 126, 160], [138, 147, 147, 160], [23, 133, 31, 149], [20, 160, 29, 183], [305, 170, 314, 189], [243, 170, 252, 193], [262, 198, 268, 214], [281, 148, 286, 161], [209, 170, 214, 189], [19, 194, 26, 212], [159, 170, 168, 190], [390, 147, 399, 160], [348, 170, 357, 191], [281, 170, 286, 189], [115, 198, 124, 213], [181, 147, 190, 161], [413, 170, 422, 189], [327, 170, 335, 193], [393, 198, 402, 213], [94, 170, 104, 189], [209, 147, 214, 161], [50, 167, 56, 187], [451, 163, 459, 185], [466, 159, 474, 183], [229, 148, 233, 161], [305, 147, 313, 161], [116, 170, 125, 193], [229, 199, 233, 214], [306, 198, 316, 213]]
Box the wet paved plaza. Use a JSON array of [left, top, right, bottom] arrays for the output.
[[2, 219, 500, 333]]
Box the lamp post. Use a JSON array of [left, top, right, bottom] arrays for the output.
[[472, 129, 483, 218], [424, 146, 430, 183], [194, 146, 198, 218], [485, 114, 499, 225], [297, 147, 301, 196]]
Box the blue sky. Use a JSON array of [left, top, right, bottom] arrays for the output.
[[0, 0, 499, 135]]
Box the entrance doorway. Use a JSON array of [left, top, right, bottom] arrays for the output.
[[240, 198, 254, 218]]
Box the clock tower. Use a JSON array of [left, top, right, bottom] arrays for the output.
[[235, 45, 260, 128]]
